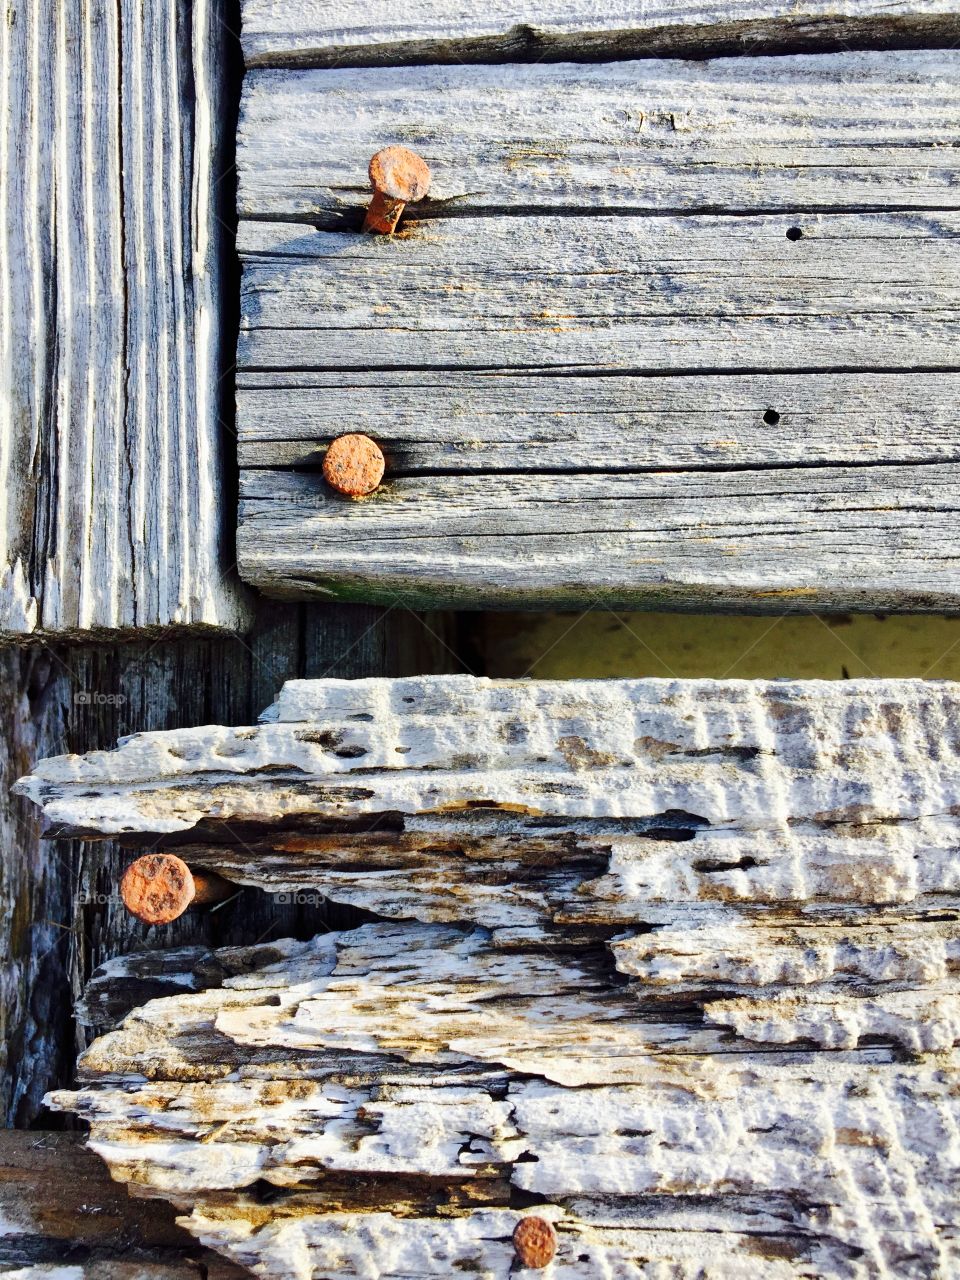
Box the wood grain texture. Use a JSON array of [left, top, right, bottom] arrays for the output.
[[48, 928, 960, 1278], [236, 52, 960, 610], [238, 212, 960, 374], [0, 1130, 247, 1278], [238, 53, 960, 225], [0, 0, 249, 637], [0, 604, 460, 1127], [236, 463, 960, 611], [240, 0, 960, 66], [26, 674, 960, 1274], [237, 371, 960, 471]]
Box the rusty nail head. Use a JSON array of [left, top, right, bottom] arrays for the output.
[[120, 854, 233, 924], [120, 853, 197, 925], [363, 145, 431, 235], [323, 434, 385, 497], [512, 1217, 558, 1269]]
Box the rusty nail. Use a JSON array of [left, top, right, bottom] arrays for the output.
[[512, 1217, 558, 1269], [362, 145, 431, 235], [120, 853, 235, 925], [322, 433, 385, 497]]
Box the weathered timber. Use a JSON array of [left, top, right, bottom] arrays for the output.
[[238, 463, 960, 612], [0, 0, 249, 637], [0, 1129, 247, 1278], [0, 607, 461, 1127], [23, 674, 960, 1274], [238, 53, 960, 224], [237, 371, 960, 471], [238, 212, 959, 373], [236, 196, 960, 608], [240, 0, 960, 66], [47, 925, 960, 1278]]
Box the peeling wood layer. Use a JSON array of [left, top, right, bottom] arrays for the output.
[[49, 922, 960, 1278], [29, 675, 960, 1275], [0, 0, 249, 637], [240, 0, 960, 67]]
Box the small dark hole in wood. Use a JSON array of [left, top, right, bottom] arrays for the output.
[[763, 409, 781, 426], [785, 226, 803, 241]]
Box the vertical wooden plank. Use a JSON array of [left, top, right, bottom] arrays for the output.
[[0, 0, 250, 638]]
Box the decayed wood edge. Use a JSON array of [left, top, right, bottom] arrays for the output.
[[0, 1129, 248, 1278], [17, 674, 960, 954], [240, 0, 960, 67], [28, 675, 960, 1275], [0, 605, 461, 1127], [236, 371, 960, 472], [237, 53, 960, 224], [44, 922, 960, 1279], [0, 0, 251, 638]]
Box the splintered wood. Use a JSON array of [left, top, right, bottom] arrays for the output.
[[19, 675, 960, 1277], [236, 47, 960, 611]]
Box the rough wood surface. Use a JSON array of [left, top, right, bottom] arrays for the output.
[[0, 1129, 247, 1278], [238, 462, 960, 612], [0, 0, 249, 637], [0, 605, 460, 1128], [236, 51, 960, 611], [238, 53, 960, 224], [240, 0, 960, 66], [237, 370, 960, 471], [25, 674, 960, 1275], [48, 929, 960, 1277]]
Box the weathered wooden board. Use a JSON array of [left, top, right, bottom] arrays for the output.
[[0, 0, 249, 637], [238, 53, 960, 224], [236, 51, 960, 612], [241, 0, 960, 66], [237, 371, 960, 471], [238, 212, 959, 372], [22, 674, 960, 1277], [237, 462, 960, 611], [47, 930, 960, 1278]]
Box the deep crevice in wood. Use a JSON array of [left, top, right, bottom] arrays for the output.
[[243, 14, 960, 70]]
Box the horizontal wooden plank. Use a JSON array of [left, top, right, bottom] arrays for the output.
[[238, 212, 959, 375], [19, 674, 960, 934], [234, 464, 960, 611], [238, 53, 960, 224], [0, 0, 250, 636], [237, 371, 960, 471], [240, 0, 960, 66], [236, 51, 960, 609]]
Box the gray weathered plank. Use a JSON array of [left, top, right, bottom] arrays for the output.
[[238, 53, 960, 225], [241, 0, 960, 66], [237, 371, 960, 471], [236, 464, 960, 611], [236, 48, 960, 611], [0, 0, 249, 637], [238, 212, 960, 374], [23, 674, 960, 1277]]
